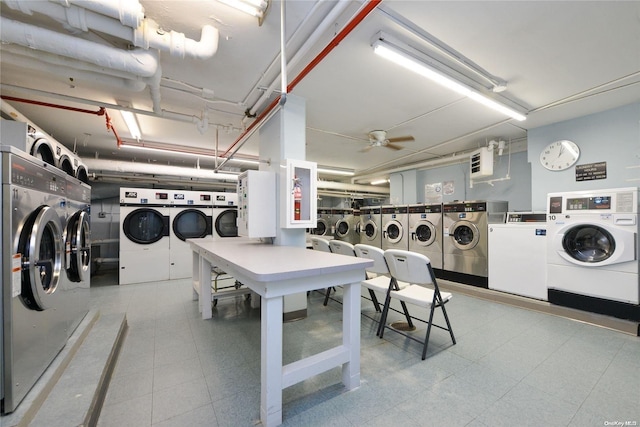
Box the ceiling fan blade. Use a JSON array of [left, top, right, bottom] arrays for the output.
[[387, 136, 415, 143], [360, 145, 374, 153], [385, 143, 403, 151]]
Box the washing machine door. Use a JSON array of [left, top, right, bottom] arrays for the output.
[[556, 223, 636, 266], [363, 220, 378, 241], [30, 137, 56, 166], [58, 154, 74, 177], [173, 209, 213, 241], [65, 210, 91, 282], [18, 205, 63, 310], [123, 208, 170, 244], [412, 220, 436, 246], [312, 219, 328, 236], [383, 220, 403, 244], [215, 209, 238, 238], [449, 220, 480, 250], [336, 219, 351, 238]]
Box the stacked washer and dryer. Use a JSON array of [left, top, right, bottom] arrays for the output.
[[546, 187, 639, 321], [1, 145, 90, 414]]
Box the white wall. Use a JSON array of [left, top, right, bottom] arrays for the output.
[[528, 102, 640, 211]]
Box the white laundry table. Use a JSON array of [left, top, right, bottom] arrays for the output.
[[187, 238, 372, 427]]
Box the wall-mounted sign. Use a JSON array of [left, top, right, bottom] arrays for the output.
[[575, 162, 607, 181]]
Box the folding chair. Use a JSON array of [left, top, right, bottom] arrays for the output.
[[354, 244, 412, 336], [381, 249, 456, 360]]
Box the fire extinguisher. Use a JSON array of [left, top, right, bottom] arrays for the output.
[[293, 177, 302, 221]]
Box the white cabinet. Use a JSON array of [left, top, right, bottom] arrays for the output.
[[237, 170, 276, 238], [281, 159, 317, 228]]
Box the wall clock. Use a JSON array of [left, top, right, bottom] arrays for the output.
[[539, 140, 580, 171]]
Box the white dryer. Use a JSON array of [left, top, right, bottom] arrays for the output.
[[169, 190, 215, 280], [547, 187, 639, 320], [212, 192, 238, 238], [408, 203, 443, 270], [381, 205, 409, 251], [360, 206, 381, 248], [119, 187, 171, 285]]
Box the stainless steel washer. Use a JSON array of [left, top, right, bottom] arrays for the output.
[[359, 206, 381, 248], [312, 208, 333, 237], [334, 209, 359, 245], [63, 175, 91, 335], [408, 203, 443, 270], [443, 200, 507, 286], [1, 145, 70, 413], [381, 205, 409, 251]]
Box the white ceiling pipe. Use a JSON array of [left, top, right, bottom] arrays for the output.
[[316, 180, 389, 195], [247, 0, 351, 117], [6, 1, 218, 61], [1, 17, 159, 78], [84, 158, 240, 182], [50, 0, 144, 28], [3, 50, 147, 92]]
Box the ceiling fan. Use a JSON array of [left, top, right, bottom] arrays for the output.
[[363, 130, 414, 152]]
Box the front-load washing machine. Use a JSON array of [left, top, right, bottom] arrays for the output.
[[335, 209, 360, 245], [312, 208, 333, 237], [119, 187, 171, 285], [169, 190, 214, 280], [546, 187, 639, 320], [62, 175, 91, 335], [360, 206, 381, 248], [1, 145, 71, 413], [443, 200, 508, 286], [408, 203, 443, 270], [212, 192, 238, 239], [381, 205, 409, 251]]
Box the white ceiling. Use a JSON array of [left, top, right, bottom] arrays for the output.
[[1, 0, 639, 186]]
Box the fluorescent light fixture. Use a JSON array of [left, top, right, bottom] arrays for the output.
[[120, 110, 142, 140], [372, 38, 526, 122], [371, 179, 389, 185], [218, 0, 268, 18], [317, 167, 355, 177]]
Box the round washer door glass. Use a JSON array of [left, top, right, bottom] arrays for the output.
[[215, 209, 238, 237], [18, 205, 63, 310], [384, 221, 403, 243], [364, 221, 377, 239], [66, 210, 91, 282], [313, 220, 327, 235], [562, 225, 615, 263], [414, 222, 436, 246], [173, 209, 212, 241], [450, 221, 480, 250], [336, 220, 350, 237], [123, 208, 169, 244]]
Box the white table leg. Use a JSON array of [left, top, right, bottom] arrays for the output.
[[342, 281, 361, 389], [192, 250, 200, 302], [261, 296, 283, 427], [200, 255, 212, 320]]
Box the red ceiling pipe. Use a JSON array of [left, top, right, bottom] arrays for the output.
[[0, 95, 123, 147], [220, 0, 382, 159]]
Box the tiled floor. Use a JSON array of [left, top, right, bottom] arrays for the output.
[[91, 266, 640, 427]]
